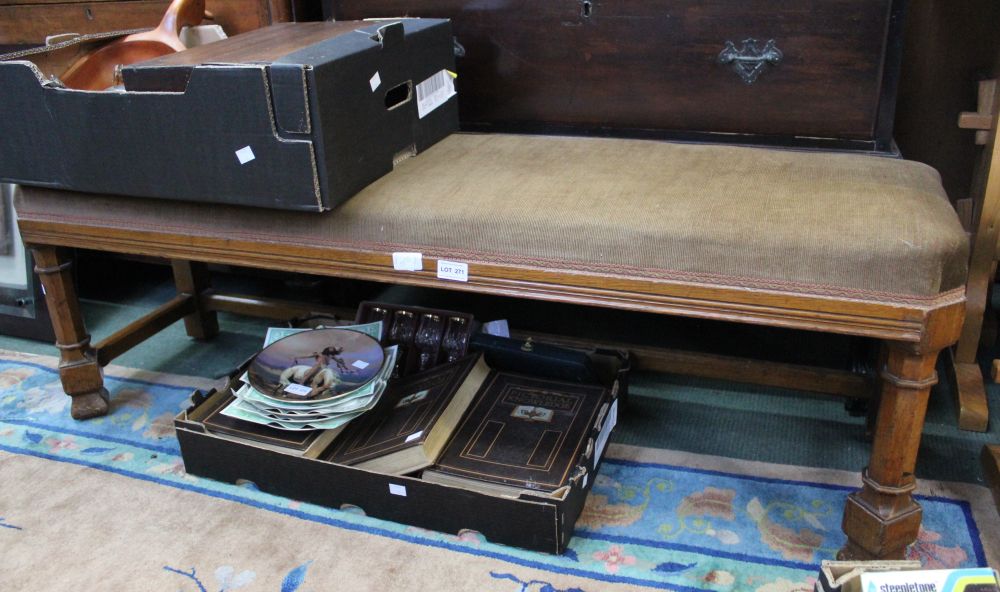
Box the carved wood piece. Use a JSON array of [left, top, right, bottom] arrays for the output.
[[30, 246, 109, 419], [840, 343, 941, 560]]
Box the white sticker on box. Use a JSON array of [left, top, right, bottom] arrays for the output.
[[392, 252, 423, 271], [389, 483, 407, 497], [283, 383, 313, 397], [235, 145, 255, 165], [369, 71, 382, 92], [416, 69, 457, 119], [404, 430, 423, 443], [594, 399, 618, 465], [352, 360, 370, 370], [481, 320, 510, 338], [437, 260, 468, 282]]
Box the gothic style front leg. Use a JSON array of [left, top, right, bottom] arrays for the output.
[[839, 342, 939, 559], [31, 246, 109, 419]]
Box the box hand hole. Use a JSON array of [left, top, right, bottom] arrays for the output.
[[385, 81, 413, 111]]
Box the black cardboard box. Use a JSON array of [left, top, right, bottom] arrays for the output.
[[174, 350, 626, 554], [0, 20, 458, 211]]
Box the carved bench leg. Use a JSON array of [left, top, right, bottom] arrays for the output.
[[840, 342, 939, 559], [171, 260, 219, 340], [31, 246, 109, 419]]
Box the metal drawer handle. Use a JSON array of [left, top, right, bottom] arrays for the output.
[[717, 38, 783, 85]]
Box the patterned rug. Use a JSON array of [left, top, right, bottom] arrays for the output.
[[0, 349, 997, 591]]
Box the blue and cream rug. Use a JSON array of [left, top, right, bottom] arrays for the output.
[[0, 349, 996, 591]]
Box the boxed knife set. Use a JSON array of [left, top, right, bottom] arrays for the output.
[[175, 304, 629, 553], [0, 19, 458, 211]]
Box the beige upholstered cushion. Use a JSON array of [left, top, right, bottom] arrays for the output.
[[16, 133, 968, 301]]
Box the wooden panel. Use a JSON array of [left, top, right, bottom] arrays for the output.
[[894, 0, 1000, 202], [331, 0, 894, 143], [0, 0, 289, 47], [984, 445, 1000, 517]]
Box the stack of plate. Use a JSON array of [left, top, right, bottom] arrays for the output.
[[222, 322, 398, 431]]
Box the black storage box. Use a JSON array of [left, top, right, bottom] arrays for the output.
[[175, 348, 627, 554], [0, 20, 458, 211]]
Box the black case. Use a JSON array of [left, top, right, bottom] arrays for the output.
[[0, 20, 458, 211]]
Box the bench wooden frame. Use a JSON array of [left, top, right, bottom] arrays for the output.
[[18, 211, 965, 561]]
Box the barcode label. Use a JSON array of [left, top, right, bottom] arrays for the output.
[[416, 70, 456, 119]]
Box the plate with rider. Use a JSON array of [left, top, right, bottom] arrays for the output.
[[247, 328, 385, 402]]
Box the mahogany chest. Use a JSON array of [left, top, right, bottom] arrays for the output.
[[326, 0, 906, 152]]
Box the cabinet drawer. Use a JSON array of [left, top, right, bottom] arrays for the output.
[[328, 0, 901, 149]]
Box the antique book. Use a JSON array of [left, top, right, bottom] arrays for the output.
[[202, 392, 345, 455], [422, 372, 609, 497], [322, 353, 489, 475]]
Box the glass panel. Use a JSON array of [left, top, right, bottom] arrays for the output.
[[0, 184, 37, 321]]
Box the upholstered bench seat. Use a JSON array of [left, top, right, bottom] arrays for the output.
[[14, 132, 971, 561], [17, 133, 968, 302]]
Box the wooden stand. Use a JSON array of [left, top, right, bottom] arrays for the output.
[[950, 79, 1000, 432]]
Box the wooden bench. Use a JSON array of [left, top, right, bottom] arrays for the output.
[[16, 131, 968, 560]]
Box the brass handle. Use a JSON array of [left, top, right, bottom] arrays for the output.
[[717, 39, 783, 84]]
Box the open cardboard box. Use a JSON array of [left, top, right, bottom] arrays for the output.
[[175, 348, 627, 554], [0, 20, 457, 211]]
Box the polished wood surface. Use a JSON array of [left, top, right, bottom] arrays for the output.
[[121, 21, 364, 91], [0, 0, 296, 48], [331, 0, 898, 148], [135, 21, 363, 67]]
